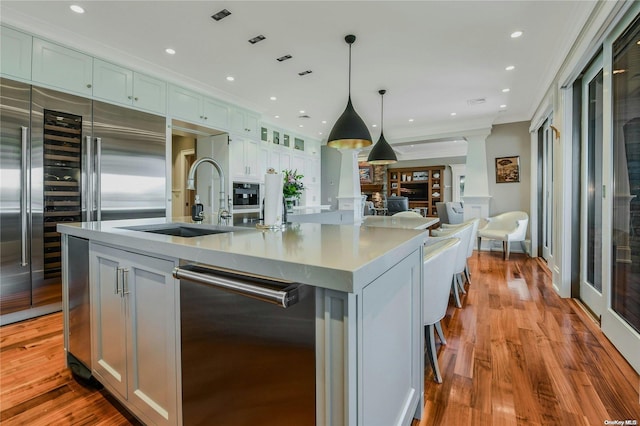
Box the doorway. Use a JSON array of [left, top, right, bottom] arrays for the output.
[[170, 119, 228, 220]]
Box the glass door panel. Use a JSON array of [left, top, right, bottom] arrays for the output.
[[542, 119, 553, 262], [611, 16, 640, 334], [580, 57, 604, 316]]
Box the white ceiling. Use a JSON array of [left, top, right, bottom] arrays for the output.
[[1, 1, 597, 157]]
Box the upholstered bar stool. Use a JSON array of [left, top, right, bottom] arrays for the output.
[[423, 238, 460, 383]]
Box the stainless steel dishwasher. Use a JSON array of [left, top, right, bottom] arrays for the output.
[[175, 264, 316, 425]]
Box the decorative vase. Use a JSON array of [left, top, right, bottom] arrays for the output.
[[285, 197, 297, 213]]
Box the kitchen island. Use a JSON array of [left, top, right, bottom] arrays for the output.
[[58, 217, 427, 426]]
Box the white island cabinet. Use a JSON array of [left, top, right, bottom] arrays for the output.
[[59, 218, 426, 426], [90, 242, 179, 426]]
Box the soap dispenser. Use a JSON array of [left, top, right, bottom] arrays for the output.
[[192, 195, 204, 222]]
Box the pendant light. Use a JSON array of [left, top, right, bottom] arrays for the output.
[[367, 89, 397, 164], [327, 35, 372, 149]]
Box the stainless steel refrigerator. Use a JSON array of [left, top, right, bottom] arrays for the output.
[[0, 77, 166, 326]]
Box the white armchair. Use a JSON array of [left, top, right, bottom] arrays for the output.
[[477, 211, 529, 260]]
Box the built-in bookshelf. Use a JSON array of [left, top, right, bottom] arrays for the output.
[[387, 166, 444, 216]]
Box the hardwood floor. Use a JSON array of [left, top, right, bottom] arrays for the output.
[[0, 312, 139, 425], [1, 251, 638, 425], [418, 251, 640, 425]]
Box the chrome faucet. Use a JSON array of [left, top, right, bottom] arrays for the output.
[[186, 157, 232, 225]]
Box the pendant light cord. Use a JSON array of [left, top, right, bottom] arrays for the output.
[[348, 43, 352, 96], [380, 92, 384, 133]]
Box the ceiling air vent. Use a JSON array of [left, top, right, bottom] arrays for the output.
[[298, 70, 312, 76], [277, 54, 292, 62], [248, 35, 266, 44], [211, 9, 231, 21], [467, 98, 486, 106]]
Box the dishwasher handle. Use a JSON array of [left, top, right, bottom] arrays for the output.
[[173, 264, 300, 308]]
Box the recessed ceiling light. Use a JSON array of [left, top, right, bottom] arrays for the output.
[[505, 65, 515, 71], [275, 115, 280, 119], [270, 96, 277, 101], [372, 124, 377, 128], [299, 110, 305, 114], [502, 88, 510, 93], [165, 48, 176, 55], [450, 112, 457, 116], [511, 31, 523, 38], [248, 35, 266, 44], [211, 9, 231, 21], [298, 125, 304, 128], [70, 5, 84, 13], [321, 120, 327, 124], [408, 118, 414, 122], [318, 132, 323, 135], [226, 76, 235, 82], [500, 104, 507, 108]]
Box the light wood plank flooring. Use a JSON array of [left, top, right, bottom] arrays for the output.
[[1, 251, 638, 425]]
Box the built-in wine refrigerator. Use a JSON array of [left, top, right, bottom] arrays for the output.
[[43, 110, 82, 282]]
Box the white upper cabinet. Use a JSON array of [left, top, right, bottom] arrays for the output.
[[1, 26, 32, 81], [202, 97, 229, 131], [230, 108, 259, 137], [169, 85, 229, 130], [133, 72, 167, 114], [32, 38, 93, 96], [230, 137, 260, 181], [93, 59, 166, 114]]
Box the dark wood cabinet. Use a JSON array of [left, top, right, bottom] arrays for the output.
[[387, 166, 444, 216]]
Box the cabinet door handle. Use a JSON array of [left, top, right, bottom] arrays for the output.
[[134, 97, 138, 101], [122, 268, 130, 296], [115, 267, 122, 295], [128, 96, 132, 100], [86, 83, 92, 88]]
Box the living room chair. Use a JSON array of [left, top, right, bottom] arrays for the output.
[[386, 196, 409, 215], [445, 202, 464, 224], [477, 211, 529, 260], [423, 237, 460, 383]]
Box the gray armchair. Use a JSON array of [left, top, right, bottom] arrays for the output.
[[436, 201, 464, 224]]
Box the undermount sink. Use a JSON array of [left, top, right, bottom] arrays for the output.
[[120, 224, 240, 238], [141, 226, 230, 237]]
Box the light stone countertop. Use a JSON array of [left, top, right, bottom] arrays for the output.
[[58, 216, 426, 293], [363, 216, 439, 230]]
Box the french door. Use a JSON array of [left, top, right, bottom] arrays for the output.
[[541, 119, 553, 262], [601, 11, 640, 374], [579, 55, 604, 317]]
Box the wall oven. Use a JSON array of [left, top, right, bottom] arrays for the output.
[[232, 182, 260, 209]]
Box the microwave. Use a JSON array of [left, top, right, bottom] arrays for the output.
[[232, 182, 260, 209]]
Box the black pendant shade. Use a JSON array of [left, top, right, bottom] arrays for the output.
[[367, 89, 397, 164], [327, 35, 372, 149], [327, 97, 372, 149]]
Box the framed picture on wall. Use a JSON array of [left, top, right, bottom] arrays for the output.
[[359, 165, 373, 183], [495, 156, 520, 183]]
